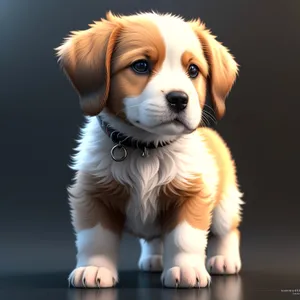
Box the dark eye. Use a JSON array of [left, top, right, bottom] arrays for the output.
[[131, 59, 150, 74], [188, 64, 200, 79]]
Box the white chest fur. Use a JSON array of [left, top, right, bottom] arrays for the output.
[[72, 117, 218, 239]]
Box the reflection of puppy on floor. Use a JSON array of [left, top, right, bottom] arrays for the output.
[[56, 11, 244, 289], [160, 275, 242, 300], [68, 289, 118, 300]]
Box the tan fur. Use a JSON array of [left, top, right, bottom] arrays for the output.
[[231, 216, 241, 231], [56, 16, 122, 116], [189, 20, 239, 120], [181, 50, 208, 108], [158, 127, 241, 235], [234, 228, 240, 240], [68, 171, 129, 235], [198, 127, 241, 229], [159, 176, 214, 233]]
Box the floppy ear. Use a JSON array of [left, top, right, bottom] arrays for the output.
[[55, 12, 122, 116], [189, 19, 239, 120]]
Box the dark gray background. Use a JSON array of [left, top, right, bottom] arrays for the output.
[[1, 0, 300, 279]]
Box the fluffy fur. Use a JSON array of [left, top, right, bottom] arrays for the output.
[[56, 11, 244, 289]]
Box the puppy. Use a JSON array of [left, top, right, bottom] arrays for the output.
[[56, 11, 244, 289]]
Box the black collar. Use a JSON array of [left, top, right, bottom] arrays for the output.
[[96, 98, 217, 161], [97, 116, 177, 161]]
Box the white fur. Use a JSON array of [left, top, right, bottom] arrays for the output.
[[70, 223, 120, 285], [71, 115, 218, 239], [138, 238, 163, 271], [163, 221, 208, 268], [211, 186, 244, 236], [139, 238, 163, 256], [162, 221, 211, 288], [206, 229, 241, 274]]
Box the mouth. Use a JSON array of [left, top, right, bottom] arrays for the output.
[[154, 118, 195, 132], [129, 116, 196, 135]]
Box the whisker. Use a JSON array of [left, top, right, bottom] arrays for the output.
[[200, 114, 209, 127], [203, 111, 217, 124], [202, 110, 217, 125], [203, 106, 215, 118], [203, 104, 216, 114]]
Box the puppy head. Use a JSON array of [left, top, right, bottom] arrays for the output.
[[56, 12, 238, 135]]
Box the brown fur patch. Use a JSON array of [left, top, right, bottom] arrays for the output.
[[181, 50, 208, 108], [68, 171, 129, 235], [159, 176, 215, 233], [189, 19, 238, 120], [181, 50, 208, 79], [56, 18, 122, 116], [106, 18, 166, 120]]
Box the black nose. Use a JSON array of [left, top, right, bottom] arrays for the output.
[[166, 91, 189, 113]]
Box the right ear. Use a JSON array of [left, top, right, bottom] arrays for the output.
[[55, 12, 122, 116]]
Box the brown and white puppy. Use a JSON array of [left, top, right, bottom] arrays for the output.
[[56, 11, 244, 289]]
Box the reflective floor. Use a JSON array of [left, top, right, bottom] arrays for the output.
[[0, 271, 299, 300]]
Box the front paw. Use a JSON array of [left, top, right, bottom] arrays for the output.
[[207, 255, 241, 275], [69, 266, 117, 288], [161, 266, 211, 288], [138, 255, 163, 272]]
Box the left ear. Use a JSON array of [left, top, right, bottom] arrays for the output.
[[189, 19, 239, 120]]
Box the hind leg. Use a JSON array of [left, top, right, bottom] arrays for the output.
[[138, 238, 163, 272], [206, 186, 244, 275]]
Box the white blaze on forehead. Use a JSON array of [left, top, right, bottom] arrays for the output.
[[141, 13, 205, 69]]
